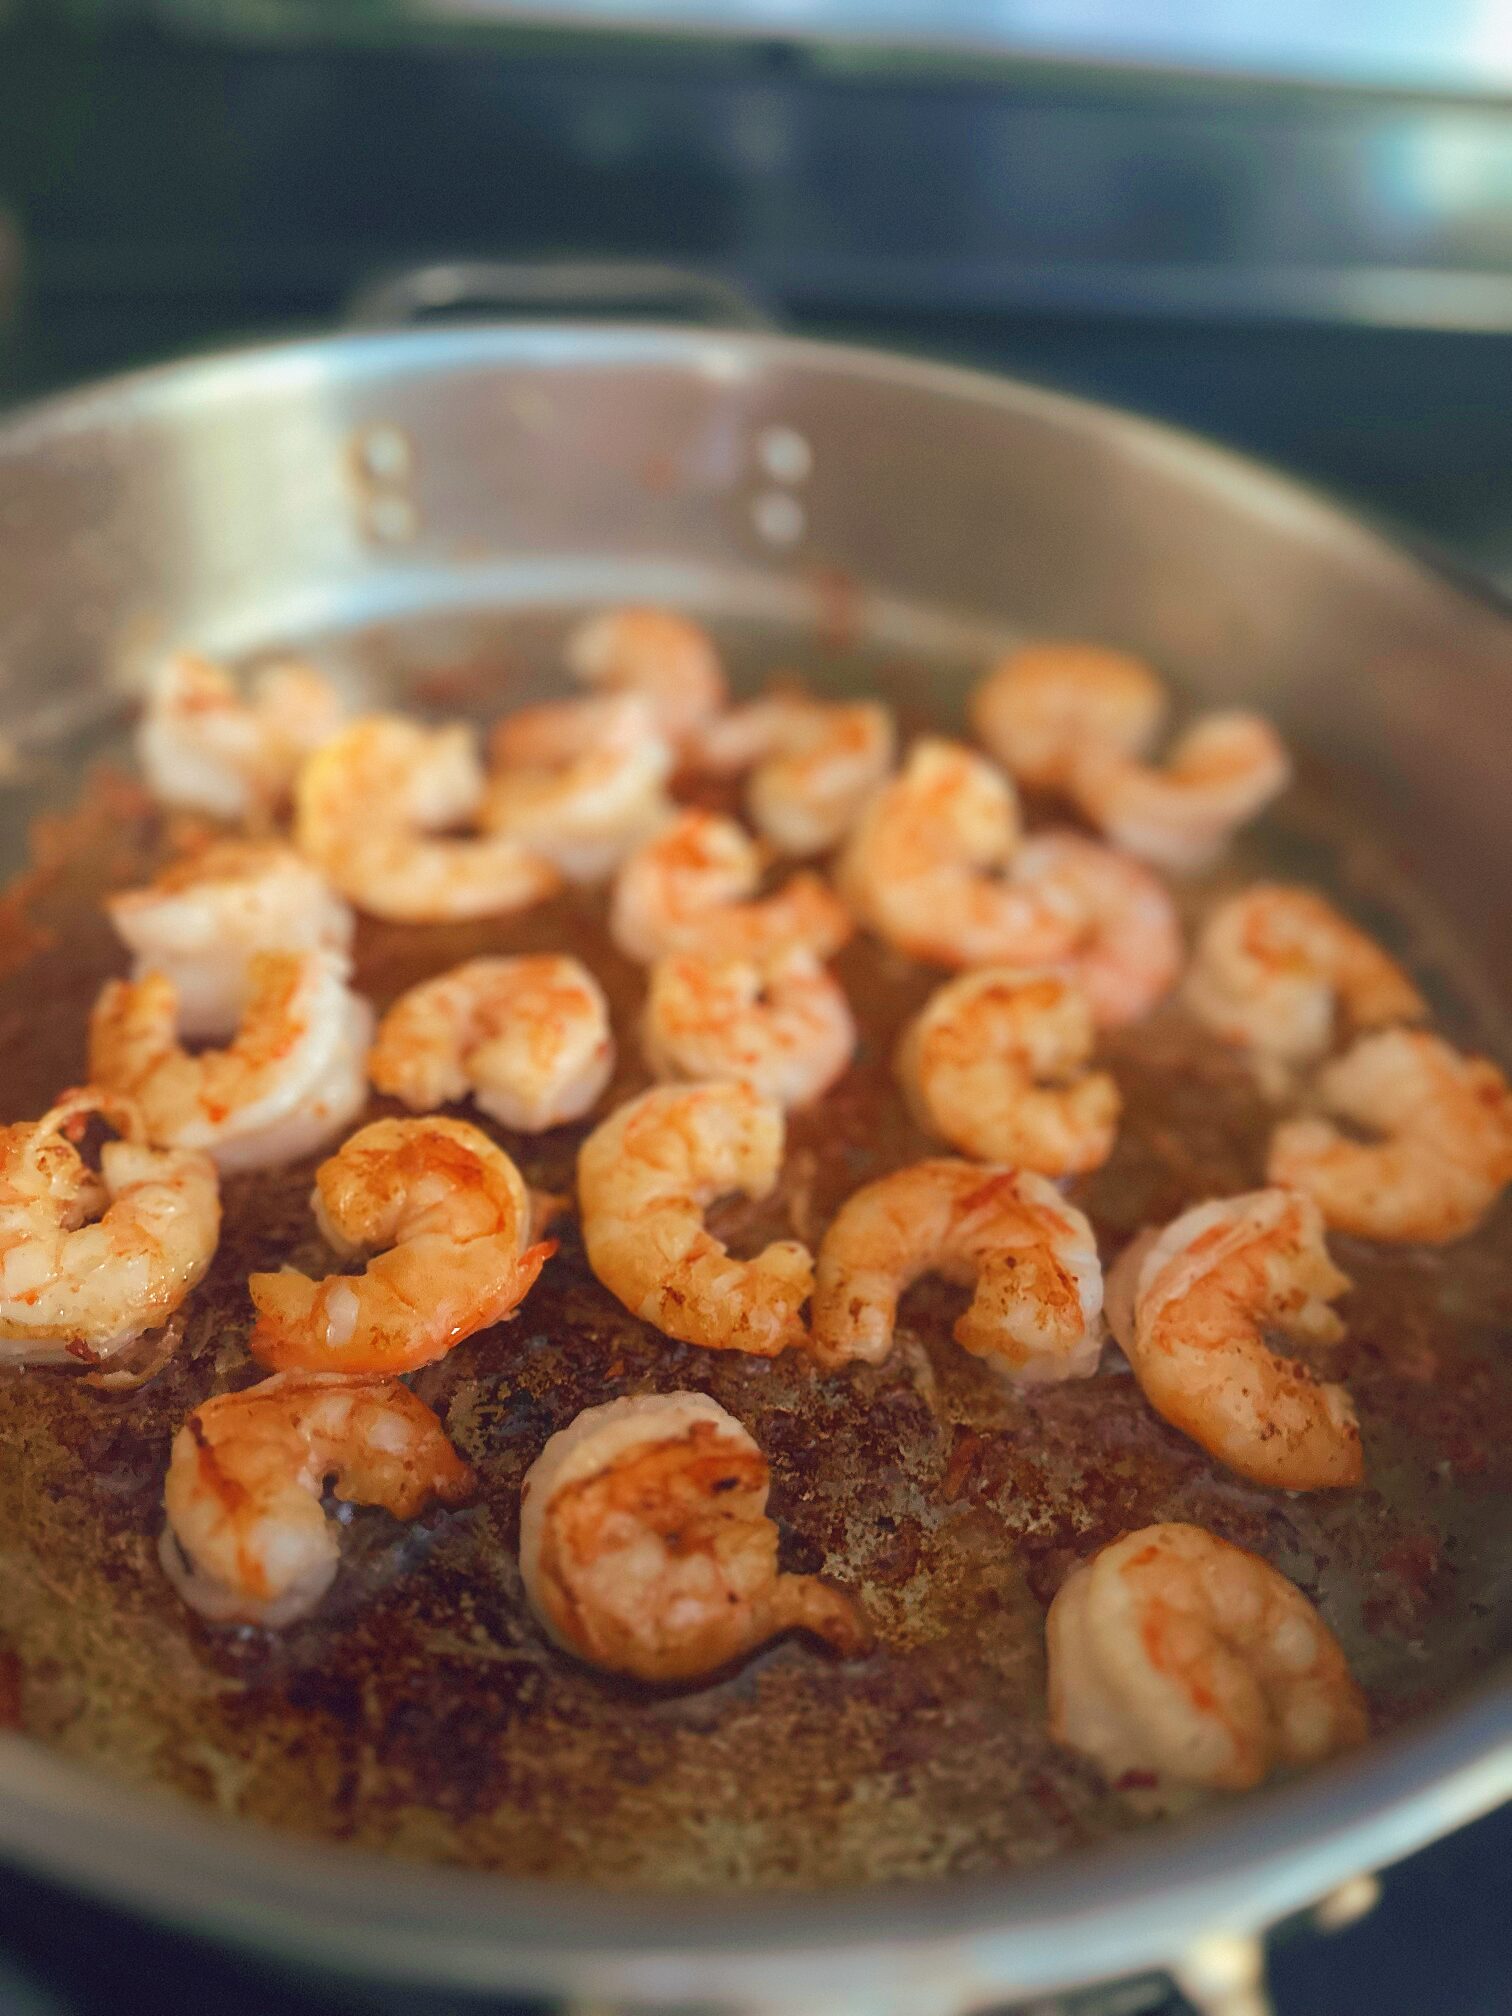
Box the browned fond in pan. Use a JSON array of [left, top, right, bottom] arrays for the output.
[[0, 616, 1507, 1890]]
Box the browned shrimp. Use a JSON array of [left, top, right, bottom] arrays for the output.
[[1120, 1189, 1361, 1490], [565, 606, 727, 742], [896, 968, 1119, 1177], [610, 809, 851, 965], [160, 1372, 474, 1627], [519, 1392, 871, 1682], [1069, 712, 1290, 873], [811, 1159, 1104, 1383], [248, 1117, 554, 1374], [295, 716, 560, 923], [367, 955, 614, 1132], [577, 1082, 813, 1357], [836, 739, 1077, 969], [1186, 885, 1425, 1066], [0, 1088, 219, 1365], [970, 641, 1166, 790], [1268, 1029, 1512, 1244], [1047, 1523, 1367, 1792]]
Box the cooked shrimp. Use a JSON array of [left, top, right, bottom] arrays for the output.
[[897, 969, 1119, 1177], [836, 739, 1078, 969], [107, 840, 354, 1039], [0, 1088, 218, 1365], [519, 1392, 871, 1683], [1187, 885, 1425, 1066], [609, 809, 851, 965], [565, 606, 726, 742], [249, 1116, 554, 1375], [970, 642, 1166, 791], [160, 1372, 474, 1627], [812, 1160, 1103, 1383], [1010, 831, 1183, 1029], [688, 693, 894, 856], [1069, 711, 1290, 873], [750, 701, 895, 857], [1268, 1029, 1512, 1244], [295, 716, 560, 923], [368, 955, 614, 1132], [577, 1082, 813, 1357], [485, 694, 674, 883], [686, 692, 814, 775], [137, 652, 343, 822], [88, 951, 371, 1174], [643, 947, 855, 1108], [1046, 1523, 1367, 1792], [1122, 1189, 1360, 1489]]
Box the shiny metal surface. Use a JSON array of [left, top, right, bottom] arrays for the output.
[[2, 324, 1509, 976], [0, 325, 1507, 2005]]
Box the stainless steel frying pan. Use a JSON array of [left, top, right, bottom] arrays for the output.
[[0, 278, 1507, 2014]]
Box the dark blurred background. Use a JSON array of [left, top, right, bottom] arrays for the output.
[[0, 3, 1509, 2010]]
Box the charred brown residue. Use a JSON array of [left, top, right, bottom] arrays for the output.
[[0, 689, 1506, 1890], [0, 1647, 24, 1729]]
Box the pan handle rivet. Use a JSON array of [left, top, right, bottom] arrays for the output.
[[752, 489, 806, 548], [757, 424, 813, 484], [363, 493, 419, 544], [355, 424, 414, 481], [1312, 1870, 1381, 1933], [1172, 1931, 1272, 2016]]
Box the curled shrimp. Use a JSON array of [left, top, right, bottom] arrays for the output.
[[690, 693, 895, 856], [1011, 831, 1182, 1029], [610, 809, 851, 966], [1120, 1188, 1360, 1489], [970, 642, 1166, 791], [750, 700, 895, 856], [1069, 711, 1291, 873], [686, 691, 817, 775], [565, 606, 726, 742], [897, 969, 1119, 1177], [812, 1160, 1103, 1383], [519, 1392, 871, 1683], [1047, 1523, 1367, 1793], [642, 947, 855, 1109], [836, 739, 1077, 969], [0, 1088, 219, 1365], [1268, 1029, 1512, 1245], [577, 1082, 813, 1358], [248, 1116, 554, 1374], [485, 694, 674, 883], [1012, 830, 1193, 1032], [160, 1372, 474, 1627], [295, 716, 560, 923], [1186, 885, 1425, 1066], [107, 840, 354, 1039], [89, 950, 372, 1174], [137, 652, 344, 823], [368, 955, 614, 1132]]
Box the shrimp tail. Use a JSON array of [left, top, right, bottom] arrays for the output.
[[769, 1574, 876, 1657], [484, 1237, 558, 1326], [409, 1446, 479, 1513]]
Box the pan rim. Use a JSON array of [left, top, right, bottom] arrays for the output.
[[0, 1682, 1505, 1995], [0, 316, 1508, 618], [0, 322, 1507, 1995]]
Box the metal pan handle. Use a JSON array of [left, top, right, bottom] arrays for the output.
[[344, 258, 776, 332]]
